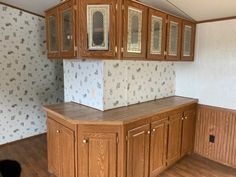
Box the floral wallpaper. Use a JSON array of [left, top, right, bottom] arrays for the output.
[[0, 4, 64, 145], [64, 59, 104, 110], [64, 60, 175, 111], [103, 60, 175, 110]]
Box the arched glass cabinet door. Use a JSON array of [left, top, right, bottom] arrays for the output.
[[87, 5, 109, 51]]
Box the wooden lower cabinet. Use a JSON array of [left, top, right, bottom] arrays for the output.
[[181, 109, 196, 156], [167, 111, 183, 166], [127, 124, 150, 177], [47, 118, 76, 177], [149, 118, 168, 177], [46, 103, 196, 177]]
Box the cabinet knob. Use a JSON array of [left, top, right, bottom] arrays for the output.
[[185, 116, 188, 120], [147, 131, 151, 134], [182, 117, 184, 120], [152, 129, 156, 132], [56, 130, 60, 133], [83, 139, 88, 144]]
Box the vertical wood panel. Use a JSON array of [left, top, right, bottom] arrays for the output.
[[194, 104, 236, 168]]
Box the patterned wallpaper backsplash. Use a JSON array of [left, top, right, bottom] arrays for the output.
[[103, 60, 176, 110], [64, 60, 104, 110], [64, 60, 175, 111], [0, 4, 64, 145]]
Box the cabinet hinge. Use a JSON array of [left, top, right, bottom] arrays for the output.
[[164, 51, 167, 56], [115, 46, 118, 53], [126, 135, 128, 141], [74, 46, 78, 51], [121, 47, 124, 53], [73, 5, 77, 10], [116, 136, 119, 144], [116, 4, 118, 10]]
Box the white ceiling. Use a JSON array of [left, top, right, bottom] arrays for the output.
[[1, 0, 236, 21], [0, 0, 61, 16]]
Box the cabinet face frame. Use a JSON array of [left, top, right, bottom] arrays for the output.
[[58, 0, 77, 58], [166, 15, 182, 61], [79, 0, 118, 59], [46, 8, 60, 59], [123, 1, 148, 59], [181, 20, 195, 61], [147, 9, 167, 60]]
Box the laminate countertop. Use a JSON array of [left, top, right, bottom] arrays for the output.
[[43, 96, 198, 125]]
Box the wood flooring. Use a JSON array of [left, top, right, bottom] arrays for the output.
[[0, 134, 236, 177]]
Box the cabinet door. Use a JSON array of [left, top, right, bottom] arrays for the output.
[[167, 112, 182, 166], [166, 16, 182, 61], [147, 9, 167, 60], [59, 125, 75, 177], [181, 109, 196, 156], [149, 118, 168, 177], [46, 8, 60, 58], [47, 118, 60, 176], [79, 0, 117, 58], [181, 20, 196, 61], [79, 132, 117, 177], [127, 124, 150, 177], [59, 0, 76, 58], [123, 1, 148, 59]]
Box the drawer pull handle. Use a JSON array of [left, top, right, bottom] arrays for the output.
[[83, 139, 88, 144]]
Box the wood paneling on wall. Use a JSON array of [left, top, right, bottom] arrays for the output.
[[194, 104, 236, 168]]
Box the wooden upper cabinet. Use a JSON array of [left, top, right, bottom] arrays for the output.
[[46, 8, 60, 59], [181, 109, 196, 156], [147, 9, 167, 60], [58, 0, 76, 58], [166, 16, 182, 61], [127, 124, 150, 177], [149, 118, 168, 177], [181, 20, 196, 61], [78, 132, 117, 177], [123, 1, 148, 59], [167, 111, 182, 166], [79, 0, 117, 58]]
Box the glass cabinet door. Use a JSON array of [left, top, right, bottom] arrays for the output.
[[59, 0, 75, 58], [166, 16, 182, 61], [123, 1, 148, 59], [79, 0, 117, 58], [46, 8, 60, 58], [62, 9, 73, 51], [181, 20, 195, 61], [87, 5, 109, 51], [49, 15, 58, 52], [147, 9, 166, 60]]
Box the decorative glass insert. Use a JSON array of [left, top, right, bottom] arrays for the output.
[[87, 5, 109, 51], [168, 21, 179, 56], [62, 9, 73, 51], [49, 15, 58, 52], [183, 25, 192, 56], [150, 15, 162, 54], [127, 7, 142, 53]]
